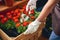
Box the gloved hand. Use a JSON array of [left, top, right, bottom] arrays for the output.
[[26, 0, 37, 11], [23, 19, 41, 34]]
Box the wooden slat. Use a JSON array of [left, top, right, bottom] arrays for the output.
[[0, 0, 27, 12]]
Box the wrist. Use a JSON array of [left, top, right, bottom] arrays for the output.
[[36, 18, 46, 22], [34, 19, 41, 25]]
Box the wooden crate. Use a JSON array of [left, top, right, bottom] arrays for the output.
[[0, 0, 46, 40], [0, 22, 46, 40]]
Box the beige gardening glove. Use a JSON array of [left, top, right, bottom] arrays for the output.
[[23, 19, 41, 34], [26, 0, 37, 11], [24, 0, 37, 21]]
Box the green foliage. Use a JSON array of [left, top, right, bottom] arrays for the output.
[[17, 26, 27, 34], [34, 11, 40, 18], [1, 20, 15, 30]]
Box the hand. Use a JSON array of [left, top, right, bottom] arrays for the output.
[[26, 0, 37, 11], [23, 19, 41, 34]]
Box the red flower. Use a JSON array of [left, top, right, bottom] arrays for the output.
[[6, 12, 11, 16], [13, 18, 19, 23], [16, 13, 21, 18], [1, 20, 5, 24], [23, 21, 29, 26], [13, 13, 17, 16], [12, 17, 17, 20], [11, 10, 14, 14], [1, 17, 8, 24], [23, 10, 29, 16], [0, 15, 4, 19], [30, 9, 34, 14], [7, 15, 12, 19], [16, 22, 20, 28], [30, 16, 35, 20], [14, 9, 19, 13], [23, 5, 26, 10]]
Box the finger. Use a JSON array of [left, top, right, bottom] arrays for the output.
[[26, 5, 29, 11], [26, 1, 31, 11], [26, 5, 31, 11], [26, 3, 30, 11], [30, 6, 34, 11], [30, 5, 36, 11]]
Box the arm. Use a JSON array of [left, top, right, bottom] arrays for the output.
[[37, 0, 59, 22], [23, 0, 59, 34]]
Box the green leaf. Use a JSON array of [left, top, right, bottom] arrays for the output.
[[34, 11, 40, 18], [3, 20, 15, 30], [17, 26, 27, 34], [17, 26, 23, 33], [22, 27, 27, 32]]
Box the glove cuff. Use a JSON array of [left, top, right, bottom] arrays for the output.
[[34, 19, 41, 25]]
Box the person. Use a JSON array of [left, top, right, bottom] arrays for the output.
[[23, 0, 60, 40]]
